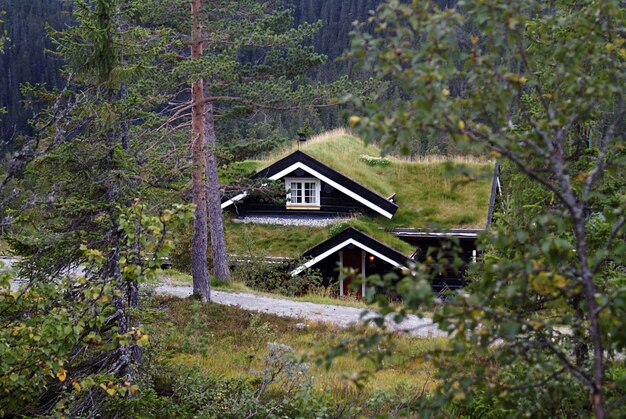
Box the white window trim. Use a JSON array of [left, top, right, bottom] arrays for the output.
[[285, 177, 320, 208]]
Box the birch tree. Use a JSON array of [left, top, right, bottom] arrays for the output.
[[347, 1, 626, 417]]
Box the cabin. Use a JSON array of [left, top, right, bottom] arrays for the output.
[[221, 131, 498, 297]]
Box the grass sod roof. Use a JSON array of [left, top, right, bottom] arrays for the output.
[[224, 217, 416, 258], [221, 130, 494, 258]]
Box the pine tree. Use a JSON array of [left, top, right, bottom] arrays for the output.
[[1, 1, 189, 413], [131, 0, 364, 299]]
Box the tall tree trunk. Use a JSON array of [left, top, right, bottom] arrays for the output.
[[203, 98, 231, 281], [190, 0, 210, 301]]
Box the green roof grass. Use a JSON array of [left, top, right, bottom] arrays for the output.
[[249, 130, 493, 229], [222, 130, 494, 258], [225, 219, 330, 258], [224, 216, 416, 258]]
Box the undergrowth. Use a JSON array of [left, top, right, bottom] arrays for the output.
[[116, 297, 444, 417]]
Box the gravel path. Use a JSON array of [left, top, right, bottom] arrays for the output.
[[233, 215, 349, 227], [3, 256, 444, 338], [155, 283, 445, 338]]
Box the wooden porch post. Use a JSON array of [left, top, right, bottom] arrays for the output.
[[361, 251, 366, 297], [339, 250, 344, 296]]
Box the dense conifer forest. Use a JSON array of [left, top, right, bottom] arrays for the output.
[[0, 0, 69, 146], [0, 0, 389, 149]]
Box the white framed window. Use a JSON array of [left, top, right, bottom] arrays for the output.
[[285, 177, 320, 208]]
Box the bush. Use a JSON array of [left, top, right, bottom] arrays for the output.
[[108, 369, 257, 418], [233, 257, 323, 296], [439, 361, 594, 418]]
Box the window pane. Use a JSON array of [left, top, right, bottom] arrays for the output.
[[304, 182, 310, 203], [305, 182, 316, 204], [291, 182, 301, 203]]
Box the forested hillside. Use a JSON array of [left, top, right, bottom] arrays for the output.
[[0, 0, 388, 150], [0, 0, 69, 147], [288, 0, 382, 79]]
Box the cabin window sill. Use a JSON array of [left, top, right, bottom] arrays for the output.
[[286, 204, 321, 210]]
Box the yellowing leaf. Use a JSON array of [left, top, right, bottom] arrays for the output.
[[453, 391, 466, 401], [506, 74, 528, 84], [442, 88, 450, 97], [57, 368, 67, 382], [348, 115, 362, 126], [137, 334, 150, 346], [72, 380, 81, 391], [554, 274, 568, 289], [471, 35, 479, 45], [106, 388, 116, 397], [458, 120, 465, 130]]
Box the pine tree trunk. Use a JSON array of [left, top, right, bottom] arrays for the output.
[[190, 0, 210, 301], [203, 98, 231, 281]]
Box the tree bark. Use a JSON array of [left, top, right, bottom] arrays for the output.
[[573, 213, 605, 419], [190, 0, 210, 301], [203, 97, 231, 281]]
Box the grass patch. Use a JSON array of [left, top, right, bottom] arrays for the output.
[[144, 297, 444, 400], [155, 269, 192, 283]]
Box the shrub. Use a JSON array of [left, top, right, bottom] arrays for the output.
[[233, 257, 323, 296], [254, 342, 331, 418]]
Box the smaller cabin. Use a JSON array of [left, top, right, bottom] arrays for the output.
[[292, 227, 410, 297]]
